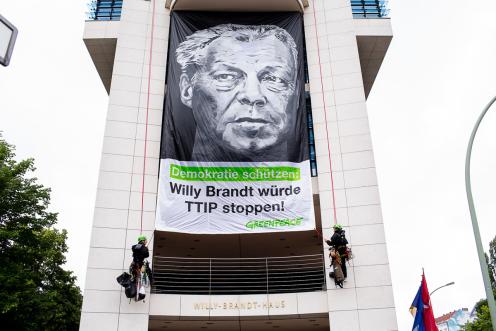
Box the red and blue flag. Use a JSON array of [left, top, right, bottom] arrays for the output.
[[409, 272, 438, 331]]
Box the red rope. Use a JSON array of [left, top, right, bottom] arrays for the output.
[[311, 0, 338, 226], [140, 0, 157, 234]]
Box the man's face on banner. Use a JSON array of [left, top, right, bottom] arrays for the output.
[[181, 33, 297, 154]]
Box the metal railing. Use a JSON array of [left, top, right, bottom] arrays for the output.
[[351, 0, 390, 18], [152, 254, 326, 295], [87, 0, 123, 21]]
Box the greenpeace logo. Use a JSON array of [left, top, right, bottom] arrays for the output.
[[246, 217, 303, 229]]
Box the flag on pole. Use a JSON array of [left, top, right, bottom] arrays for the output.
[[410, 272, 439, 331]]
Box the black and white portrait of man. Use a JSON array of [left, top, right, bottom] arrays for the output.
[[156, 14, 315, 235], [174, 23, 303, 162]]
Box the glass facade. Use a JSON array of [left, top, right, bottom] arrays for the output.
[[306, 92, 318, 177], [351, 0, 389, 18], [87, 0, 122, 21], [303, 40, 318, 177]]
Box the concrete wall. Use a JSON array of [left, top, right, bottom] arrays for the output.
[[303, 0, 397, 330], [80, 0, 169, 329]]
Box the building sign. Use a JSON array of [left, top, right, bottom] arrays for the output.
[[156, 12, 314, 234], [193, 300, 286, 311]]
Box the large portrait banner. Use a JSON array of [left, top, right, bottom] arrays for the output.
[[156, 12, 315, 234]]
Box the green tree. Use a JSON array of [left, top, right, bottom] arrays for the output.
[[464, 305, 493, 331], [489, 237, 496, 289], [0, 138, 82, 330], [463, 237, 496, 330]]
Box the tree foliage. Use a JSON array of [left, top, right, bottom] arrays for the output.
[[0, 138, 82, 330], [464, 305, 493, 331], [489, 237, 496, 289], [462, 237, 496, 330]]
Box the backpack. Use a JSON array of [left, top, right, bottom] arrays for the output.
[[124, 282, 137, 299], [116, 272, 132, 287], [117, 271, 138, 299]]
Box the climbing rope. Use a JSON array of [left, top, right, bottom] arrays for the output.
[[140, 0, 157, 234], [311, 0, 338, 228]]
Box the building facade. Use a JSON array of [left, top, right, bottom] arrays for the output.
[[81, 0, 396, 330], [436, 308, 472, 331]]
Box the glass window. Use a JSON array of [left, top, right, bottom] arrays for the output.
[[89, 0, 122, 21], [350, 0, 389, 18]]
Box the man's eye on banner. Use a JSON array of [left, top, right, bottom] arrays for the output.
[[156, 13, 315, 234]]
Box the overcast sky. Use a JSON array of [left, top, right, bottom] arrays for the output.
[[1, 0, 496, 329]]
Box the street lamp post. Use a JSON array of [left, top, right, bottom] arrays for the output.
[[430, 281, 455, 331], [430, 281, 455, 296], [465, 95, 496, 329], [0, 14, 18, 67]]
